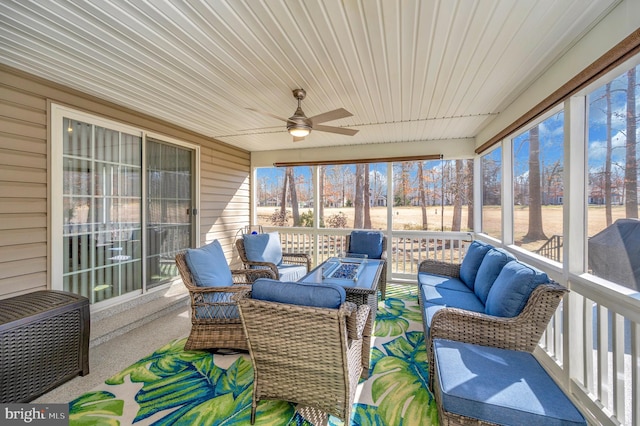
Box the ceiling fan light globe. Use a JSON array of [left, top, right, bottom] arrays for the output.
[[289, 126, 311, 137]]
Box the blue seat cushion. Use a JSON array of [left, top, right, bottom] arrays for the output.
[[433, 339, 586, 426], [184, 240, 233, 287], [473, 248, 516, 305], [418, 272, 474, 294], [251, 278, 346, 309], [459, 240, 493, 290], [277, 263, 308, 282], [485, 260, 550, 317], [348, 230, 384, 259], [420, 286, 485, 312], [243, 232, 283, 265]]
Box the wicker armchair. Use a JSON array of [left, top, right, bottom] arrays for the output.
[[417, 259, 568, 389], [238, 293, 372, 424], [236, 237, 311, 280], [345, 232, 388, 300], [175, 252, 274, 351]]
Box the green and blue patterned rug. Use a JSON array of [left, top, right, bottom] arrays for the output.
[[69, 284, 438, 425]]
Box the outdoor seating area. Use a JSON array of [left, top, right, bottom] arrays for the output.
[[169, 232, 585, 424], [170, 232, 384, 423]]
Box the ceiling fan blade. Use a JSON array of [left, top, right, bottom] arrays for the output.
[[309, 108, 353, 124], [246, 107, 289, 123], [314, 124, 359, 136], [293, 136, 306, 142]]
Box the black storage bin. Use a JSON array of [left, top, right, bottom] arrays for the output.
[[0, 290, 90, 403]]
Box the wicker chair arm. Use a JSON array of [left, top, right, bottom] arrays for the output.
[[429, 307, 534, 351], [190, 284, 251, 294], [429, 283, 567, 352], [230, 268, 276, 282], [282, 252, 312, 270], [189, 285, 252, 304], [236, 260, 279, 277], [345, 303, 370, 340], [418, 259, 461, 278]]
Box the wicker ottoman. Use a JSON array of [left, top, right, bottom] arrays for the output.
[[0, 290, 90, 403]]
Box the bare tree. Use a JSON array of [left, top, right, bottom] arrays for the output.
[[353, 164, 365, 228], [364, 164, 371, 229], [451, 160, 463, 231], [625, 69, 638, 218], [286, 167, 300, 226], [319, 165, 325, 225], [417, 161, 428, 229], [279, 168, 288, 220], [394, 162, 412, 206], [524, 125, 547, 242]]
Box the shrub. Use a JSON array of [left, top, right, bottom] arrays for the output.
[[270, 209, 291, 226], [325, 212, 347, 228]]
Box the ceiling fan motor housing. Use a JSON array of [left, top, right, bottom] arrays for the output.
[[287, 89, 312, 135]]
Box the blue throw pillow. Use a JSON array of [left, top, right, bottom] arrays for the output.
[[243, 232, 283, 265], [459, 240, 493, 290], [184, 240, 233, 287], [473, 248, 516, 304], [485, 260, 550, 317], [251, 278, 346, 309], [348, 231, 384, 259]]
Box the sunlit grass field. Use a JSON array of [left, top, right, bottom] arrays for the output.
[[258, 204, 629, 248]]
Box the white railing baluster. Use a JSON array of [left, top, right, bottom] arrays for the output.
[[598, 304, 610, 410], [613, 313, 625, 424]]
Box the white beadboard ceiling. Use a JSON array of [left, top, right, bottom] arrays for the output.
[[0, 0, 618, 152]]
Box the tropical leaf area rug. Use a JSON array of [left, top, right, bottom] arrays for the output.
[[69, 284, 438, 426]]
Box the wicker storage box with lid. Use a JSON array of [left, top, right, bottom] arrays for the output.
[[0, 290, 90, 403]]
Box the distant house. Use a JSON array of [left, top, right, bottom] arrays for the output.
[[370, 194, 387, 207]]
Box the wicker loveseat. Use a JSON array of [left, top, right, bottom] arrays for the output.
[[417, 241, 568, 381], [417, 240, 570, 424]]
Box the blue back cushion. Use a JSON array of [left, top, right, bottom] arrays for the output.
[[251, 278, 346, 309], [184, 240, 233, 287], [473, 248, 516, 304], [459, 240, 493, 290], [485, 260, 550, 317], [348, 230, 384, 259], [243, 232, 283, 265]]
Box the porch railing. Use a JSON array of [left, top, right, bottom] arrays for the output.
[[258, 226, 639, 426], [263, 227, 472, 280]]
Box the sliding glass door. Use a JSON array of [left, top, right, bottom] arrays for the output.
[[146, 139, 193, 289], [55, 106, 196, 305]]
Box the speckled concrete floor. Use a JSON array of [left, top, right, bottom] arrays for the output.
[[33, 304, 191, 404]]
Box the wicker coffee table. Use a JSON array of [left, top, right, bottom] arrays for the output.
[[299, 257, 383, 319]]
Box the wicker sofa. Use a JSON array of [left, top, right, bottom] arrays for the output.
[[417, 240, 571, 424], [417, 241, 568, 381]]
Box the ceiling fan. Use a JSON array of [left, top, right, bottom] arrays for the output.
[[248, 89, 359, 142]]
